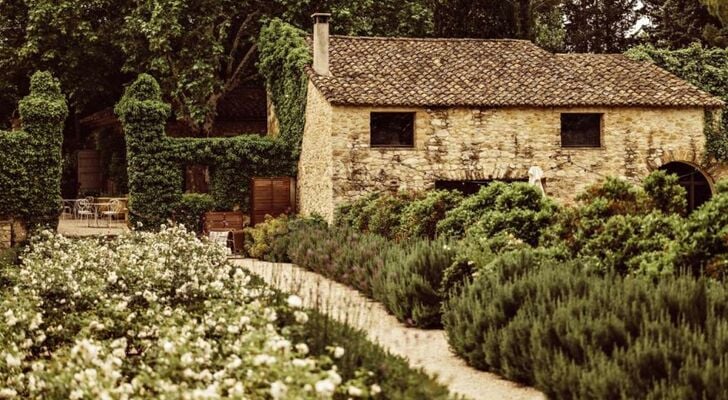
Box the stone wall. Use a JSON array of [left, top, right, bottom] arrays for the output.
[[297, 81, 335, 221], [299, 87, 726, 221]]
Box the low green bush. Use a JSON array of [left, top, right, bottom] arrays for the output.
[[293, 311, 452, 399], [397, 189, 464, 239], [668, 191, 728, 278], [363, 192, 419, 240], [243, 214, 291, 259], [439, 232, 530, 297], [372, 239, 455, 328], [436, 182, 557, 244], [173, 193, 216, 234], [334, 192, 382, 232], [286, 225, 394, 297], [542, 173, 694, 275], [443, 251, 728, 399]]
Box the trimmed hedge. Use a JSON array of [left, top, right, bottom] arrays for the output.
[[172, 193, 215, 234], [0, 72, 68, 232], [442, 250, 728, 399], [116, 74, 293, 229]]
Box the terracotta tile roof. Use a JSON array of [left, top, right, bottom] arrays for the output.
[[308, 36, 723, 108]]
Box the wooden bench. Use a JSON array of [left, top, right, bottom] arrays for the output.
[[203, 211, 248, 254]]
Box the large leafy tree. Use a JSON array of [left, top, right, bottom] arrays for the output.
[[430, 0, 562, 43], [702, 0, 728, 24], [643, 0, 727, 47], [0, 0, 130, 126], [562, 0, 643, 53]]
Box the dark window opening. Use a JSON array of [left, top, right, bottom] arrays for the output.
[[435, 179, 528, 196], [184, 165, 210, 193], [658, 162, 712, 212], [370, 112, 415, 147], [561, 113, 602, 147]]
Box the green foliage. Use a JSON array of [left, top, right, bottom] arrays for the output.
[[372, 240, 455, 328], [442, 257, 728, 399], [295, 311, 452, 400], [577, 212, 685, 275], [243, 214, 291, 259], [398, 189, 464, 239], [643, 0, 727, 48], [0, 71, 67, 232], [334, 192, 382, 231], [643, 170, 688, 214], [116, 73, 293, 229], [258, 19, 310, 158], [669, 191, 728, 277], [543, 174, 690, 275], [173, 193, 215, 234], [562, 0, 641, 52], [440, 232, 532, 297], [437, 182, 557, 245], [625, 44, 728, 160]]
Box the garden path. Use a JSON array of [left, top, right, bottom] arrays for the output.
[[233, 258, 546, 400], [57, 219, 129, 237]]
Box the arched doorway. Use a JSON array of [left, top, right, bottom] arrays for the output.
[[658, 162, 713, 212]]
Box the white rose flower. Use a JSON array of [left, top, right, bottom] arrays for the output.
[[333, 346, 345, 359], [287, 294, 303, 309], [294, 311, 309, 324], [270, 381, 287, 400], [370, 384, 382, 395], [347, 386, 364, 397], [4, 353, 21, 368], [314, 379, 336, 397]]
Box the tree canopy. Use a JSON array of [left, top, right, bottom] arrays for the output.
[[0, 0, 725, 132]]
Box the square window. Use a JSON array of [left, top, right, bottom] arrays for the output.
[[560, 113, 602, 147], [370, 112, 415, 147]]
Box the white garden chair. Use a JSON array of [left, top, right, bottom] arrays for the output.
[[76, 199, 94, 224], [101, 199, 124, 227]]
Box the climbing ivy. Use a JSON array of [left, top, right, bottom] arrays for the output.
[[0, 71, 68, 232], [625, 44, 728, 161], [116, 74, 293, 229], [258, 18, 311, 159]]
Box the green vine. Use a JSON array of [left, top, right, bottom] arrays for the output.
[[257, 18, 311, 160], [0, 71, 68, 231], [116, 74, 293, 229]]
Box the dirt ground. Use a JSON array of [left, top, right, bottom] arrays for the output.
[[233, 258, 546, 400]]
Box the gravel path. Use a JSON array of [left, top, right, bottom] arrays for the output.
[[233, 258, 546, 400]]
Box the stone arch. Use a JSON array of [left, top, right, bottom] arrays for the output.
[[658, 161, 714, 212]]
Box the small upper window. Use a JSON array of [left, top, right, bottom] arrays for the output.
[[370, 112, 415, 147], [561, 113, 602, 147]]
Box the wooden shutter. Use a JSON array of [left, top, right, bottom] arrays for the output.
[[250, 177, 295, 225]]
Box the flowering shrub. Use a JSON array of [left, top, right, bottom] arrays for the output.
[[0, 226, 380, 398]]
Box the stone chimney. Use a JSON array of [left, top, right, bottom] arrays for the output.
[[312, 13, 331, 76]]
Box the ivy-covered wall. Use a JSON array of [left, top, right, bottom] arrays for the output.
[[116, 74, 293, 228], [258, 18, 311, 159], [117, 19, 310, 229], [0, 71, 68, 233]]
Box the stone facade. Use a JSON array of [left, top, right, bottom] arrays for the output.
[[298, 86, 726, 221], [298, 82, 335, 220]]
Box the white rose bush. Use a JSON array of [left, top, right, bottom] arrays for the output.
[[0, 225, 380, 399]]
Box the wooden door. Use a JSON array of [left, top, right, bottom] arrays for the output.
[[250, 177, 295, 225], [77, 150, 102, 193]]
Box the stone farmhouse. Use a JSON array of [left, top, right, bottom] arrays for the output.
[[297, 14, 726, 221]]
